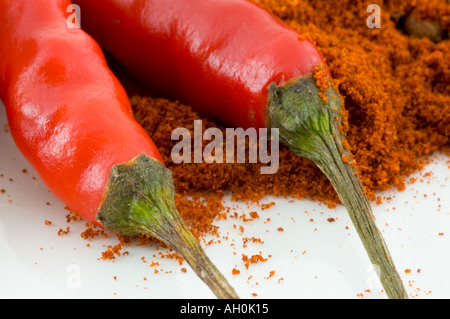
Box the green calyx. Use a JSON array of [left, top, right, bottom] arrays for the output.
[[267, 75, 408, 299], [97, 154, 179, 241], [97, 154, 238, 299], [267, 75, 343, 165]]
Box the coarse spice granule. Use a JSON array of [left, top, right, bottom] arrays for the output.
[[112, 0, 449, 241]]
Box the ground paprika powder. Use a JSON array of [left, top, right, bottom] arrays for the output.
[[124, 0, 448, 235]]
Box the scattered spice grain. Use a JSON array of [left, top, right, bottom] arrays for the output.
[[242, 253, 269, 269]]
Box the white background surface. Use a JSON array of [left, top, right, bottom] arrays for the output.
[[0, 101, 449, 299]]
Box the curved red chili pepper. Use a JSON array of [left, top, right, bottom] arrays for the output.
[[73, 0, 408, 299], [73, 0, 323, 129], [0, 0, 162, 225], [0, 0, 237, 299]]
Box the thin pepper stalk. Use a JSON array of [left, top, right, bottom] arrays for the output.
[[97, 154, 239, 299], [267, 74, 408, 299]]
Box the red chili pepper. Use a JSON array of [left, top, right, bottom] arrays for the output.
[[74, 0, 408, 299], [0, 0, 237, 299], [73, 0, 323, 130]]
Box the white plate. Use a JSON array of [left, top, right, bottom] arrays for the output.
[[0, 101, 448, 299]]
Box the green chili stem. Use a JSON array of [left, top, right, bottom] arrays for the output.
[[268, 74, 408, 299], [97, 153, 239, 299], [315, 142, 408, 299]]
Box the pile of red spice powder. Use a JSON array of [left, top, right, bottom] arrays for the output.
[[123, 0, 449, 238]]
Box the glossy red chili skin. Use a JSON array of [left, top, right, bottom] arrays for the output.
[[0, 0, 163, 225], [73, 0, 324, 129]]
